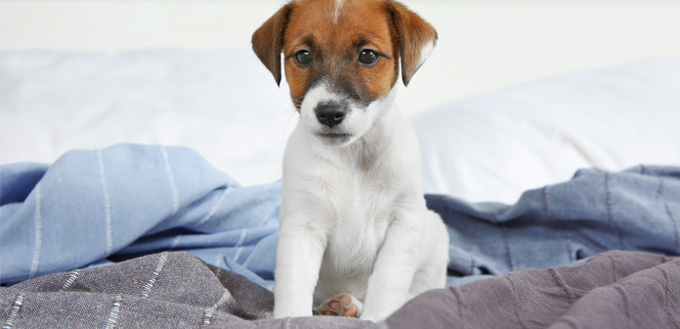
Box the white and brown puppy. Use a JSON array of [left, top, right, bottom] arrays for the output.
[[252, 0, 449, 322]]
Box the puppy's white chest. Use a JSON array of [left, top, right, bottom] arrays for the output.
[[328, 203, 389, 264], [320, 172, 393, 269]]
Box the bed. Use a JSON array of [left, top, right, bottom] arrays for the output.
[[1, 48, 679, 328]]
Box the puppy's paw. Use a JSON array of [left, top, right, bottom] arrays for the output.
[[316, 294, 362, 318]]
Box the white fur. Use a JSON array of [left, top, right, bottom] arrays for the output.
[[419, 40, 436, 68], [333, 0, 343, 24], [274, 84, 449, 321]]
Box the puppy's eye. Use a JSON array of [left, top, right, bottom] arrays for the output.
[[358, 49, 379, 66], [295, 50, 313, 66]]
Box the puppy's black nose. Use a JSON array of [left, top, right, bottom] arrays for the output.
[[315, 102, 346, 128]]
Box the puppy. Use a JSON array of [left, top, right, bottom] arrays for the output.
[[252, 0, 449, 322]]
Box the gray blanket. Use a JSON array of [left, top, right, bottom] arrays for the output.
[[2, 250, 678, 328]]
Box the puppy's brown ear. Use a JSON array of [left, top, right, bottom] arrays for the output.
[[252, 3, 293, 86], [386, 1, 437, 86]]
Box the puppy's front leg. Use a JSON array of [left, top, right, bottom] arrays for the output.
[[360, 210, 422, 322], [273, 211, 328, 318]]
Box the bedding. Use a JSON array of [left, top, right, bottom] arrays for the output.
[[0, 145, 281, 290], [0, 49, 295, 187], [1, 233, 678, 328], [413, 56, 680, 203], [1, 145, 679, 288], [384, 250, 680, 329], [0, 144, 680, 329], [2, 50, 680, 204], [2, 50, 679, 326]]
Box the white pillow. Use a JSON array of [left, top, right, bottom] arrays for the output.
[[411, 56, 680, 204], [4, 50, 678, 200], [0, 49, 297, 186]]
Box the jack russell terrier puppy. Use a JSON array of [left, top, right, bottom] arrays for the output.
[[252, 0, 449, 322]]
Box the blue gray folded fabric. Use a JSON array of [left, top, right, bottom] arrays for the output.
[[1, 144, 679, 289]]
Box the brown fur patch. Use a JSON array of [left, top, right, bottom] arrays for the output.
[[252, 0, 437, 107], [385, 1, 438, 86], [283, 0, 397, 107], [251, 3, 293, 86]]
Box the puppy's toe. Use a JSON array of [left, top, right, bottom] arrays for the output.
[[317, 294, 360, 318]]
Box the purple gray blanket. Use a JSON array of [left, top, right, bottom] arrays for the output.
[[1, 250, 678, 328]]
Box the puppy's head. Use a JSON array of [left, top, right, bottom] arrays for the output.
[[252, 0, 436, 147]]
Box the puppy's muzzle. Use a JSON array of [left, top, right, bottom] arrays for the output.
[[315, 101, 347, 128]]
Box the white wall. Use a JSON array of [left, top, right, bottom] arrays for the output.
[[2, 0, 680, 114]]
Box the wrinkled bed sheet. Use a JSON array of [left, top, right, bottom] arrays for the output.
[[1, 250, 677, 328], [2, 144, 679, 290], [2, 144, 680, 289], [1, 144, 680, 327]]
